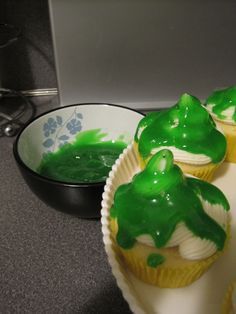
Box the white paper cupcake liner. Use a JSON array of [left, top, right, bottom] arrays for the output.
[[101, 142, 145, 314]]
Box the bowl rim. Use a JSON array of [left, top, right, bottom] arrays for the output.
[[13, 102, 145, 188]]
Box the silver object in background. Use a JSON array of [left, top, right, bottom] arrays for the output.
[[0, 24, 28, 137], [0, 87, 58, 137], [0, 23, 42, 137], [49, 0, 236, 111], [0, 88, 34, 137]]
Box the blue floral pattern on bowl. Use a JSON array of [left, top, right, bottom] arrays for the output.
[[43, 117, 57, 137], [42, 108, 83, 154], [66, 117, 82, 135]]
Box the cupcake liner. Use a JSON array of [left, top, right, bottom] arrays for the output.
[[224, 129, 236, 163], [175, 161, 220, 182], [215, 121, 236, 163], [226, 134, 236, 163], [111, 217, 229, 288], [102, 142, 230, 289], [222, 281, 236, 314], [115, 240, 224, 288]]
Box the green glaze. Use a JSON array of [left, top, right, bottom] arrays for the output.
[[38, 129, 127, 183], [135, 93, 226, 163], [186, 177, 230, 210], [147, 253, 165, 268], [111, 149, 228, 251], [206, 86, 236, 122]]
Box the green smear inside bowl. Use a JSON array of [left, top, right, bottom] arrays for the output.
[[37, 129, 127, 183]]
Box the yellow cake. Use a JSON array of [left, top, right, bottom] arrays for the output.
[[109, 149, 230, 288], [205, 86, 236, 163], [134, 93, 227, 181]]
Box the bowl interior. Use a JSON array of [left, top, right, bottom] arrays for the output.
[[17, 104, 144, 173]]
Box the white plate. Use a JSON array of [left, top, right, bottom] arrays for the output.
[[101, 144, 236, 314]]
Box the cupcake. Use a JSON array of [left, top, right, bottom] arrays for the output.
[[205, 86, 236, 163], [134, 93, 227, 181], [109, 149, 230, 288], [222, 281, 236, 314]]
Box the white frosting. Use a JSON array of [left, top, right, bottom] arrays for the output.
[[206, 103, 236, 125], [136, 126, 144, 141], [151, 146, 211, 165], [136, 197, 229, 260]]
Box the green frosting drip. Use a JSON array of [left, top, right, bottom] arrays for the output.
[[135, 93, 226, 163], [111, 149, 228, 251], [38, 129, 127, 183], [147, 253, 165, 268], [206, 85, 236, 122], [186, 178, 230, 211]]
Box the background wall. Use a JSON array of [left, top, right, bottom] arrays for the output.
[[1, 0, 236, 111], [49, 0, 236, 109], [1, 0, 57, 91]]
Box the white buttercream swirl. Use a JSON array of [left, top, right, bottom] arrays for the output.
[[136, 196, 229, 260], [151, 146, 211, 165], [136, 126, 144, 141], [206, 103, 236, 125]]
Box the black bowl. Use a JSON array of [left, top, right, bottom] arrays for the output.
[[12, 157, 105, 218], [13, 103, 144, 218]]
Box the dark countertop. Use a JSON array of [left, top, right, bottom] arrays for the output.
[[0, 96, 132, 313]]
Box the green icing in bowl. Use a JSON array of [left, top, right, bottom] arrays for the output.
[[38, 129, 127, 183]]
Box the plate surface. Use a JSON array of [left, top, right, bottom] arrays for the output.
[[101, 145, 236, 314]]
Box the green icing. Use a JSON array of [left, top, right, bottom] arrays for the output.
[[147, 253, 165, 268], [186, 178, 230, 211], [206, 85, 236, 122], [38, 129, 127, 183], [111, 149, 228, 251], [135, 93, 226, 163]]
